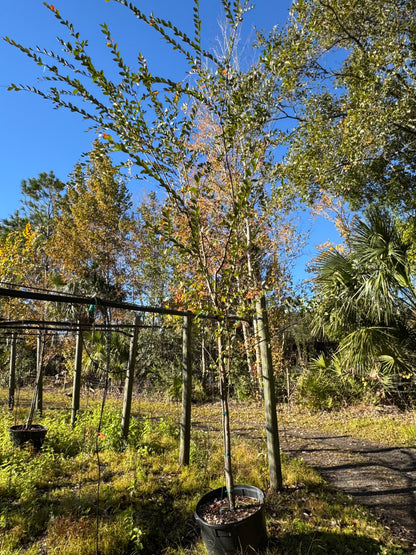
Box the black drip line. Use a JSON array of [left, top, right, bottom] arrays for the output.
[[0, 320, 166, 334], [0, 284, 250, 323]]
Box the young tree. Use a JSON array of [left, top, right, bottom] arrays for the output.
[[4, 0, 290, 493]]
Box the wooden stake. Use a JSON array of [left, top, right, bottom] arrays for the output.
[[256, 295, 283, 491], [121, 315, 140, 441], [179, 313, 192, 465], [71, 324, 83, 428], [8, 333, 17, 410]]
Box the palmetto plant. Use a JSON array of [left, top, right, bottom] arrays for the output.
[[83, 330, 130, 386], [311, 208, 416, 397]]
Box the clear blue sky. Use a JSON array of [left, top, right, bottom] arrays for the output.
[[0, 0, 339, 282]]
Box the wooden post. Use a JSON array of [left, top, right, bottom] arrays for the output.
[[8, 333, 17, 410], [35, 331, 44, 415], [71, 324, 83, 428], [179, 313, 192, 465], [27, 331, 45, 428], [256, 295, 283, 491], [242, 322, 256, 391], [252, 316, 264, 395], [201, 324, 207, 389], [121, 315, 140, 441]]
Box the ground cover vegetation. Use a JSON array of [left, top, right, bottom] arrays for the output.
[[0, 389, 410, 554]]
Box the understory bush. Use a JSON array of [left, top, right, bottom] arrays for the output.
[[295, 352, 416, 410], [296, 355, 363, 410]]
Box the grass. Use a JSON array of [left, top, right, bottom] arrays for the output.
[[279, 403, 416, 447], [0, 387, 412, 554]]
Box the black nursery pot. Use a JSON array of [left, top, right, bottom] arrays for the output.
[[9, 424, 48, 451], [195, 485, 267, 555]]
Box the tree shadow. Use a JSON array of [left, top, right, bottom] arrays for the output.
[[267, 530, 411, 554], [281, 429, 416, 544]]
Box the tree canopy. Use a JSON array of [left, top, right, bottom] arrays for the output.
[[49, 141, 134, 298], [267, 0, 416, 218]]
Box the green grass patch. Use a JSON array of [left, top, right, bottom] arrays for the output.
[[280, 403, 416, 447]]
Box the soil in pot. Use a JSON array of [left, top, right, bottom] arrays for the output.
[[9, 424, 48, 451], [195, 485, 267, 555]]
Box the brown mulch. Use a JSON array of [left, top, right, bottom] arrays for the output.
[[279, 426, 416, 548]]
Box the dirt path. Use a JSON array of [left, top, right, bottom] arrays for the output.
[[280, 426, 416, 547]]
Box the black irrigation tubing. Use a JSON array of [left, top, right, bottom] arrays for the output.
[[0, 320, 192, 337], [0, 320, 163, 331], [0, 285, 189, 316], [0, 331, 62, 337], [0, 286, 250, 323]]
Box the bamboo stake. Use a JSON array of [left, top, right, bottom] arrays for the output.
[[218, 329, 235, 510]]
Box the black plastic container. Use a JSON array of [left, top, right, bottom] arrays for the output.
[[195, 485, 267, 555], [9, 424, 48, 451]]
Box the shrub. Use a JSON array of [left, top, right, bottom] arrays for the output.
[[295, 354, 361, 410]]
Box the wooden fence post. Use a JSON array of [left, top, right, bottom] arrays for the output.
[[8, 333, 17, 410], [71, 323, 83, 428], [121, 315, 140, 441], [179, 313, 192, 465], [256, 295, 283, 491], [35, 331, 44, 415]]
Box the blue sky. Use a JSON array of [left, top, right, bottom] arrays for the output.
[[1, 0, 339, 282]]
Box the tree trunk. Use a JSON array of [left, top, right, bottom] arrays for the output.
[[71, 324, 83, 428], [8, 333, 17, 410], [252, 314, 263, 396], [200, 324, 207, 389], [256, 295, 283, 491], [121, 315, 140, 441], [218, 329, 235, 509], [242, 321, 256, 392], [179, 313, 193, 465]]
